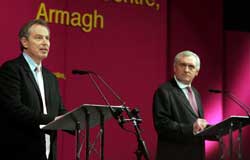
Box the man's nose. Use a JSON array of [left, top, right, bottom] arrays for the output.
[[184, 66, 190, 71]]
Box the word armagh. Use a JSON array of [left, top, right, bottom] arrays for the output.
[[36, 2, 104, 32]]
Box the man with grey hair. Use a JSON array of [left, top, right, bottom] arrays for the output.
[[153, 50, 208, 160]]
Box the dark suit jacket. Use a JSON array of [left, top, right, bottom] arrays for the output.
[[153, 78, 205, 160], [0, 55, 67, 160]]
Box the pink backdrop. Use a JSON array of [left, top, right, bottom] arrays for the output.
[[223, 31, 250, 160], [1, 0, 250, 160], [1, 1, 166, 160], [168, 1, 250, 160]]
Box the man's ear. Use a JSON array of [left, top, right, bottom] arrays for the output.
[[195, 70, 199, 76], [20, 37, 28, 49]]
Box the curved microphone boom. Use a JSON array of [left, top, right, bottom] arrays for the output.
[[209, 89, 250, 117], [72, 69, 125, 105], [72, 69, 125, 122], [95, 74, 125, 106]]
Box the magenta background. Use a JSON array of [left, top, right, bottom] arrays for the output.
[[1, 0, 250, 160]]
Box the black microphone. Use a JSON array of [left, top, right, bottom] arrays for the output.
[[208, 89, 224, 93], [72, 69, 94, 75]]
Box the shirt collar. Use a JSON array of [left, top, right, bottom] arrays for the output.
[[23, 52, 42, 71], [174, 75, 191, 89]]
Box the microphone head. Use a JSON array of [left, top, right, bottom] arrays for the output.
[[72, 70, 92, 75], [208, 89, 226, 93]]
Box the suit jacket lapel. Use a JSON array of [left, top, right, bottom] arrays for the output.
[[19, 55, 47, 113], [176, 88, 198, 117], [171, 79, 199, 117], [19, 55, 41, 95]]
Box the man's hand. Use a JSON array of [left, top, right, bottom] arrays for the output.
[[193, 118, 208, 134]]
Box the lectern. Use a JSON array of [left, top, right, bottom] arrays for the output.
[[196, 116, 250, 160], [42, 104, 123, 160]]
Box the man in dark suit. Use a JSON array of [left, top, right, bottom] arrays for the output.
[[153, 50, 208, 160], [0, 19, 67, 160]]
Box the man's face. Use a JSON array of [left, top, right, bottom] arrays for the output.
[[174, 55, 199, 85], [21, 24, 50, 64]]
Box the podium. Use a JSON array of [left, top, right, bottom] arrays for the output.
[[196, 116, 250, 160], [42, 104, 123, 160]]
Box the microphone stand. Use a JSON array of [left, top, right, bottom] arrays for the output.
[[73, 70, 150, 160], [210, 89, 250, 160], [123, 107, 150, 160], [92, 73, 150, 159], [223, 92, 250, 160], [85, 73, 122, 160], [88, 73, 123, 119]]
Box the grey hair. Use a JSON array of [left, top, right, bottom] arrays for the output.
[[174, 50, 200, 70]]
